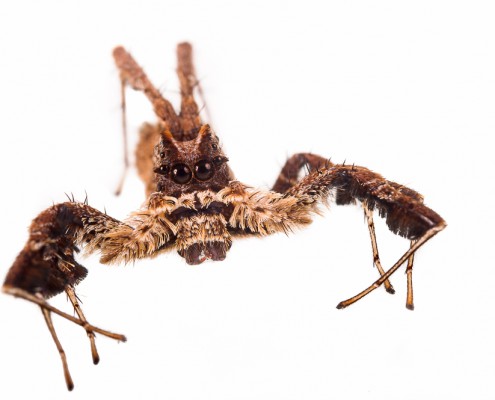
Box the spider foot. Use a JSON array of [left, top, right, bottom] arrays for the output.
[[66, 286, 103, 364], [385, 286, 396, 295], [336, 224, 445, 310], [3, 285, 126, 390], [3, 286, 127, 342]]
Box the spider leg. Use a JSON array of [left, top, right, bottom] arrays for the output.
[[175, 42, 212, 126], [4, 199, 177, 389], [3, 286, 127, 341], [405, 240, 417, 310], [363, 203, 395, 294], [273, 153, 396, 293], [176, 42, 203, 139], [283, 163, 446, 308], [4, 286, 126, 391], [113, 46, 181, 194], [39, 298, 74, 391], [272, 153, 329, 193], [113, 46, 180, 132], [336, 224, 444, 309], [114, 71, 130, 196], [66, 286, 100, 364]]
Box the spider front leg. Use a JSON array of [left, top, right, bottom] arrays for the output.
[[113, 45, 181, 195], [2, 201, 137, 389], [113, 43, 205, 195], [4, 196, 177, 388], [285, 162, 446, 309], [176, 42, 203, 138], [272, 153, 396, 295]]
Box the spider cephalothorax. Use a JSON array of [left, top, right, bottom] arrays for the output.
[[3, 43, 446, 391], [151, 124, 234, 264]]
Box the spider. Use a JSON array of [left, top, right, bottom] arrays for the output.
[[3, 43, 446, 391]]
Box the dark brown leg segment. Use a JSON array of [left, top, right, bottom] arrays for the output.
[[2, 201, 130, 388], [2, 202, 129, 298], [274, 154, 415, 298]]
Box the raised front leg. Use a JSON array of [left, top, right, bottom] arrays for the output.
[[176, 42, 203, 139], [113, 43, 205, 194], [113, 46, 180, 134], [113, 46, 182, 195]]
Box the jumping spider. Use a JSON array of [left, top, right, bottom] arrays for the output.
[[3, 43, 446, 391]]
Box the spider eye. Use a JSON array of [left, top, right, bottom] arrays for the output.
[[154, 165, 170, 175], [194, 160, 215, 181], [213, 156, 228, 166], [171, 163, 192, 184]]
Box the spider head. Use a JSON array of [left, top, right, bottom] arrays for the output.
[[153, 124, 233, 196]]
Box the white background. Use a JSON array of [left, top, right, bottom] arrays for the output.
[[0, 1, 493, 399]]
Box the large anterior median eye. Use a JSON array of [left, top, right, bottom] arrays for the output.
[[171, 163, 192, 184], [194, 160, 215, 181]]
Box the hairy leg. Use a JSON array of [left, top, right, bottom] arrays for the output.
[[2, 201, 138, 388], [273, 153, 395, 294], [113, 44, 206, 193], [285, 163, 446, 308], [113, 46, 180, 134], [3, 196, 178, 388], [176, 42, 203, 139], [113, 46, 182, 194]]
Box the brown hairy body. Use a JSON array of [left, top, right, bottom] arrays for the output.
[[3, 43, 446, 390]]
